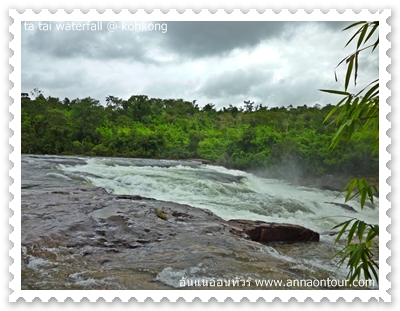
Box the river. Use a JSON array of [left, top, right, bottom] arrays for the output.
[[21, 154, 379, 289], [58, 155, 378, 232]]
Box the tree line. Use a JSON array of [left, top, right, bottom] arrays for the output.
[[21, 93, 378, 180]]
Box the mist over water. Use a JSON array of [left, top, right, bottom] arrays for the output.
[[59, 156, 378, 233]]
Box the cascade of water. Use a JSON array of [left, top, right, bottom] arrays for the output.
[[61, 156, 378, 232]]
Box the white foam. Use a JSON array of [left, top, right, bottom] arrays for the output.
[[61, 157, 379, 233], [155, 265, 213, 288], [27, 256, 51, 270]]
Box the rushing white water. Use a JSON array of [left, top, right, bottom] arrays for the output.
[[60, 156, 379, 233]]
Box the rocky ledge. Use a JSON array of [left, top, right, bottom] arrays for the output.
[[229, 220, 319, 243], [21, 185, 331, 290]]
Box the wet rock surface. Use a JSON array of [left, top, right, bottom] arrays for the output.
[[324, 201, 357, 213], [229, 220, 320, 243], [315, 175, 346, 192], [21, 184, 338, 290]]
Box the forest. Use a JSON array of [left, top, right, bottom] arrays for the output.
[[21, 92, 378, 180]]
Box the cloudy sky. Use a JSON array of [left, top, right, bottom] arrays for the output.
[[21, 21, 378, 110]]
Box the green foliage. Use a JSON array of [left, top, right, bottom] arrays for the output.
[[322, 21, 379, 283], [21, 91, 377, 180], [333, 219, 379, 283], [321, 21, 379, 156], [343, 178, 379, 209]]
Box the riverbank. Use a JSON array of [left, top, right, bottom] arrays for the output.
[[21, 154, 379, 289]]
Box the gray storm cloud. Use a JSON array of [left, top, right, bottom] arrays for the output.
[[22, 21, 377, 108]]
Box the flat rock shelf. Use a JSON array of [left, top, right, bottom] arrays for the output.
[[22, 184, 348, 290]]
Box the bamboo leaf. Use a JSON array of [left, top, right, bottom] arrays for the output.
[[358, 83, 379, 107], [354, 79, 379, 97], [344, 179, 358, 202], [369, 90, 379, 98], [347, 120, 355, 142], [348, 220, 360, 245], [364, 83, 379, 98], [344, 26, 363, 47], [369, 257, 379, 269], [363, 262, 371, 280], [342, 21, 367, 31], [373, 225, 379, 237], [360, 189, 367, 209], [372, 144, 379, 156], [357, 178, 364, 191], [326, 20, 380, 286], [333, 219, 354, 243], [357, 221, 366, 241], [364, 22, 379, 44], [332, 218, 353, 230], [351, 264, 363, 280], [330, 123, 347, 149], [372, 38, 379, 52], [320, 89, 351, 96], [350, 243, 364, 266], [367, 261, 379, 282], [323, 98, 348, 123], [334, 247, 352, 264], [363, 179, 374, 204], [357, 24, 369, 49], [354, 52, 359, 86], [366, 225, 378, 242], [345, 55, 354, 91]]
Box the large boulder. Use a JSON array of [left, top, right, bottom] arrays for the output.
[[315, 175, 346, 191], [229, 219, 319, 243]]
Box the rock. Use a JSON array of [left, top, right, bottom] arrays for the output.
[[189, 158, 212, 164], [115, 194, 154, 201], [228, 219, 319, 243], [324, 201, 357, 212], [315, 175, 346, 192], [21, 184, 325, 289]]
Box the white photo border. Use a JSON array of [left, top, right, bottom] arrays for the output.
[[9, 9, 391, 302]]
